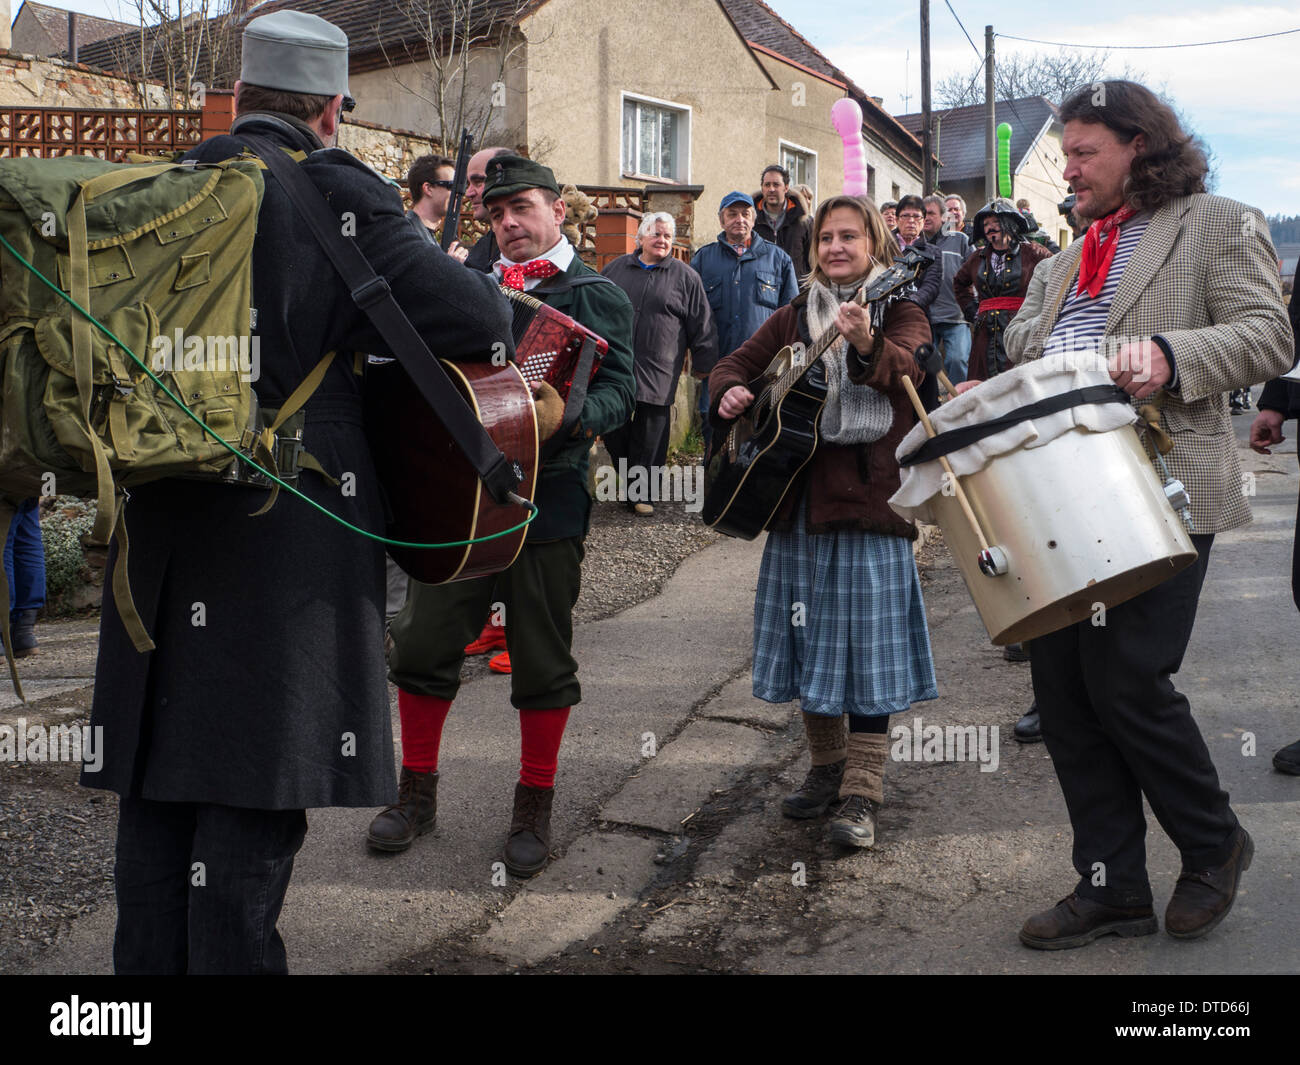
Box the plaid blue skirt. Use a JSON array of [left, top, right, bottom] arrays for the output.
[[752, 505, 938, 717]]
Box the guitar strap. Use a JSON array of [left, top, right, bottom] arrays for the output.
[[244, 136, 523, 505]]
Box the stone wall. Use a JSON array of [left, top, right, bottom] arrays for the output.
[[337, 118, 446, 187], [0, 49, 166, 109]]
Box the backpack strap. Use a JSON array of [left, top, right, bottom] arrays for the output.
[[242, 136, 524, 506], [247, 350, 338, 517]]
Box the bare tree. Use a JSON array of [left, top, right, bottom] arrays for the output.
[[104, 0, 241, 108], [935, 48, 1149, 109], [379, 0, 540, 147]]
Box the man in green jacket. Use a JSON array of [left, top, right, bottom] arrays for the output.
[[372, 156, 635, 877]]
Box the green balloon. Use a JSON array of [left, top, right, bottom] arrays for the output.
[[997, 122, 1013, 199]]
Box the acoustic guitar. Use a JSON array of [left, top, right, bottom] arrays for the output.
[[702, 247, 928, 540]]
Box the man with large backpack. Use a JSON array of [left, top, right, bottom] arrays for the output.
[[78, 10, 514, 973]]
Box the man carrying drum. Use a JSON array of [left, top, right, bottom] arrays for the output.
[[999, 81, 1292, 949]]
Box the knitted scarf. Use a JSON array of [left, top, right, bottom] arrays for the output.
[[806, 267, 894, 445]]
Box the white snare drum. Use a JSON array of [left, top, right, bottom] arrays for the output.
[[891, 357, 1198, 645]]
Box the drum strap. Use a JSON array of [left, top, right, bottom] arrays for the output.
[[898, 384, 1131, 467]]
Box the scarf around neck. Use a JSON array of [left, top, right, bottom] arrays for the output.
[[807, 266, 894, 446], [1076, 205, 1136, 298]]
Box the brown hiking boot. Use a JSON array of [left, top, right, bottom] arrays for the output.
[[782, 760, 845, 819], [1020, 893, 1157, 950], [1165, 826, 1253, 939], [826, 794, 879, 848], [366, 767, 438, 853], [503, 781, 554, 877]]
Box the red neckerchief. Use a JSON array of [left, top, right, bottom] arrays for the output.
[[1076, 205, 1136, 299], [500, 258, 560, 290]]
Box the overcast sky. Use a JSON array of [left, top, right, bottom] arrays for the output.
[[49, 0, 1300, 216]]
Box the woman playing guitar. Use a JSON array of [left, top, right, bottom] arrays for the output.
[[708, 195, 939, 848]]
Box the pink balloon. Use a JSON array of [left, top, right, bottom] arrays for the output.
[[831, 98, 869, 196]]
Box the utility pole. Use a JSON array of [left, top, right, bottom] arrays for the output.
[[985, 24, 996, 201], [920, 0, 932, 194]]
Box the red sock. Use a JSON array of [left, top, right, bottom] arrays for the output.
[[398, 691, 453, 772], [518, 707, 570, 788]]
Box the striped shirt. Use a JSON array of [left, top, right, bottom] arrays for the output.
[[1043, 213, 1151, 363]]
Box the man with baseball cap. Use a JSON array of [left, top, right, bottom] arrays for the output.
[[376, 154, 634, 879], [690, 190, 798, 454], [82, 9, 514, 974]]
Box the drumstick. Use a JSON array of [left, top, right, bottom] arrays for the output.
[[937, 370, 957, 397], [900, 376, 990, 552]]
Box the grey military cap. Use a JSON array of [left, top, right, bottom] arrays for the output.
[[241, 10, 353, 106]]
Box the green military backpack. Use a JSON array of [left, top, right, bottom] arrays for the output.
[[0, 154, 265, 691]]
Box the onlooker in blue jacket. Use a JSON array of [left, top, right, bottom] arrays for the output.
[[691, 190, 798, 453]]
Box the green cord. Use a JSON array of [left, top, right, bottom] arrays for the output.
[[0, 229, 537, 549]]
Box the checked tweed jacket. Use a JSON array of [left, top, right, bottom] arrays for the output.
[[1005, 193, 1295, 534]]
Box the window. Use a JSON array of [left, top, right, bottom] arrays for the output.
[[891, 182, 901, 200], [622, 94, 690, 182], [779, 141, 817, 193]]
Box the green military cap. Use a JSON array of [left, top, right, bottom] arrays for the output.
[[241, 11, 354, 107], [482, 154, 562, 203]]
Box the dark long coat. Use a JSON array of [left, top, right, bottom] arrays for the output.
[[601, 253, 717, 405], [81, 113, 514, 810]]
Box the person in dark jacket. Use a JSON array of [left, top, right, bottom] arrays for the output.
[[461, 145, 510, 271], [82, 10, 516, 974], [691, 191, 798, 454], [752, 164, 812, 276], [1249, 256, 1300, 774], [602, 211, 717, 514], [893, 195, 941, 311], [922, 194, 972, 382], [376, 155, 635, 877], [709, 195, 937, 850]]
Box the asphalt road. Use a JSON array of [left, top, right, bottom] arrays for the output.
[[7, 408, 1299, 975]]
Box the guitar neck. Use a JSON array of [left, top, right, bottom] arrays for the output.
[[767, 283, 870, 402]]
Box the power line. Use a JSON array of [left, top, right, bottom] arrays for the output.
[[996, 27, 1300, 49], [944, 0, 981, 59]]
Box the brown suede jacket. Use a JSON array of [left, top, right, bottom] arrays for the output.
[[708, 293, 932, 539]]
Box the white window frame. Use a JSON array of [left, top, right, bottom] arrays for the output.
[[620, 91, 691, 184], [778, 139, 818, 196]]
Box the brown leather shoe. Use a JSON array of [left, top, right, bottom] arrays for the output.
[[503, 781, 554, 877], [1165, 827, 1253, 939], [1020, 893, 1158, 950], [366, 767, 438, 853]]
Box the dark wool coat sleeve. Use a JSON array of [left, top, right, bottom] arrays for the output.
[[81, 119, 513, 811]]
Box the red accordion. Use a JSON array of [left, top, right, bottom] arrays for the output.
[[499, 285, 607, 399]]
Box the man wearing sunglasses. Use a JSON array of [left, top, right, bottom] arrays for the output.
[[406, 154, 457, 240]]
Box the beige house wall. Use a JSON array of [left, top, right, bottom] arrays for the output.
[[752, 51, 921, 210], [348, 44, 528, 151], [521, 0, 772, 248], [1014, 124, 1071, 248]]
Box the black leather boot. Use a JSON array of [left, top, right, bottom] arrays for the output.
[[781, 760, 845, 818], [8, 609, 38, 657], [366, 767, 438, 852], [1014, 702, 1042, 743], [503, 781, 554, 877]]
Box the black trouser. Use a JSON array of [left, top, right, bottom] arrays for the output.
[[1029, 534, 1239, 908], [113, 797, 307, 974], [604, 401, 673, 492]]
